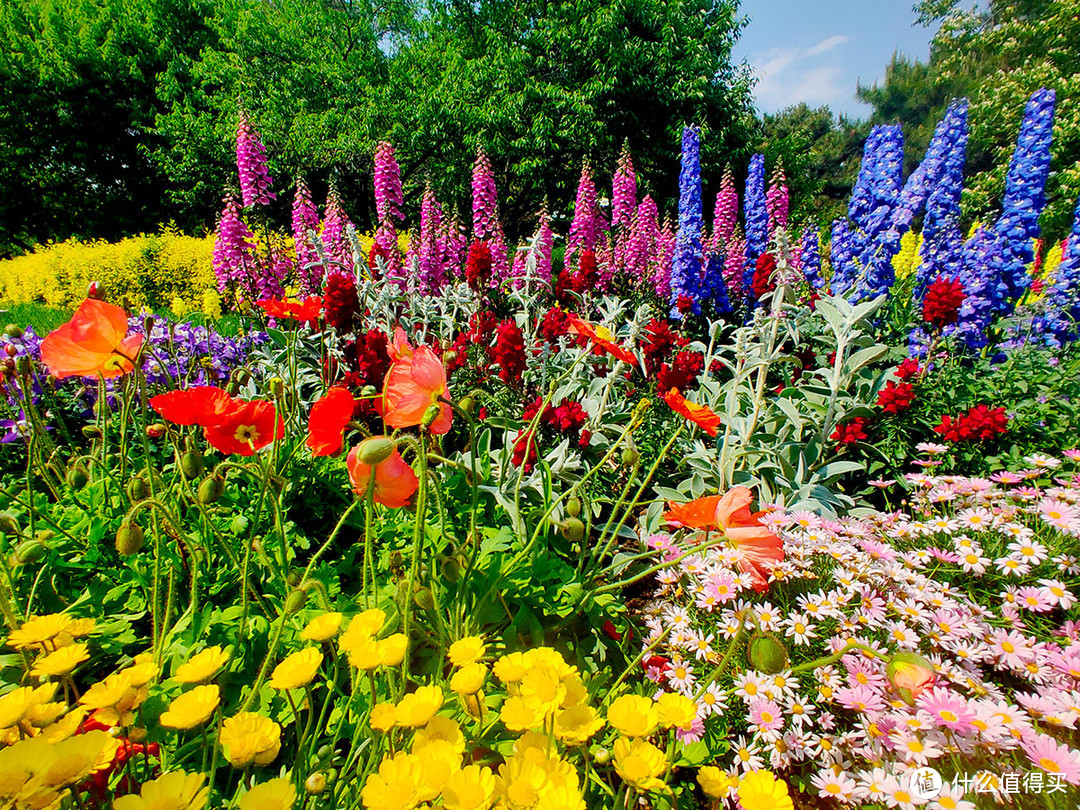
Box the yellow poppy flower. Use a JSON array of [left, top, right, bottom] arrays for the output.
[[300, 612, 343, 642], [361, 752, 422, 810], [174, 646, 229, 684], [606, 695, 660, 738], [656, 692, 697, 731], [442, 764, 495, 810], [412, 716, 464, 754], [738, 770, 794, 810], [219, 713, 281, 768], [31, 643, 89, 678], [697, 765, 736, 799], [369, 703, 397, 732], [112, 770, 209, 810], [269, 648, 323, 691], [553, 702, 604, 746], [612, 736, 667, 792], [377, 634, 407, 666], [394, 685, 443, 728], [160, 685, 220, 730], [7, 614, 72, 650], [238, 776, 297, 810], [447, 636, 486, 667]]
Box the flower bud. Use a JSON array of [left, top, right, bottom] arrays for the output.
[[180, 451, 204, 479], [66, 465, 89, 491], [86, 281, 101, 299], [420, 403, 441, 429], [887, 652, 936, 705], [747, 633, 788, 674], [458, 395, 476, 415], [357, 436, 394, 466], [286, 570, 302, 588], [0, 513, 20, 536], [14, 539, 46, 565], [593, 748, 611, 765], [146, 423, 166, 439], [115, 521, 145, 555], [269, 377, 285, 398], [197, 476, 226, 505], [566, 496, 582, 518], [143, 315, 155, 334], [284, 589, 308, 614], [14, 356, 30, 376], [225, 381, 240, 396], [3, 345, 15, 358], [230, 514, 249, 535], [439, 554, 461, 582], [360, 385, 378, 398], [561, 517, 585, 544], [621, 447, 640, 467], [81, 426, 103, 440], [232, 368, 251, 385], [304, 772, 327, 795], [126, 477, 149, 502], [4, 325, 23, 339]]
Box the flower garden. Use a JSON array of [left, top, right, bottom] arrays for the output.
[[1, 87, 1080, 810]]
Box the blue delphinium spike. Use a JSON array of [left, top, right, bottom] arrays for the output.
[[743, 154, 768, 299], [671, 126, 704, 317], [1033, 195, 1080, 345], [801, 227, 822, 289]]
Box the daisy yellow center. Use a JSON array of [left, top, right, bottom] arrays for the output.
[[235, 424, 260, 443], [939, 710, 958, 722], [1002, 642, 1015, 653], [1040, 758, 1061, 773], [760, 711, 774, 724], [745, 684, 758, 695], [825, 784, 841, 794]]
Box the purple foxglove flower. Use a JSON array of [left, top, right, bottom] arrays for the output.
[[236, 112, 274, 207]]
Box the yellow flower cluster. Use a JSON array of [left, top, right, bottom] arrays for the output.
[[1029, 238, 1065, 303], [0, 729, 118, 809], [892, 230, 923, 280], [339, 608, 407, 669], [0, 228, 217, 310]]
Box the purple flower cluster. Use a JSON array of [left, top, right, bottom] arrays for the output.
[[670, 126, 704, 316], [212, 195, 255, 294], [845, 125, 905, 301], [801, 227, 822, 289], [1033, 195, 1080, 345], [766, 162, 789, 236], [712, 167, 738, 252], [292, 178, 322, 294], [471, 148, 509, 284], [611, 144, 637, 230], [140, 319, 268, 388], [236, 113, 274, 208], [742, 154, 768, 297], [321, 188, 354, 273], [994, 88, 1057, 307]]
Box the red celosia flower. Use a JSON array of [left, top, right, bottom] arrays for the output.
[[346, 442, 418, 508], [923, 275, 965, 329], [257, 296, 322, 322], [751, 253, 777, 300], [323, 271, 360, 332], [877, 381, 916, 414], [675, 295, 695, 315], [831, 417, 869, 446], [151, 387, 283, 456], [307, 387, 356, 456], [203, 399, 284, 456], [492, 319, 527, 386], [383, 346, 452, 434], [663, 388, 721, 436], [565, 315, 637, 367], [512, 428, 540, 472], [894, 358, 920, 381], [465, 241, 492, 290], [934, 405, 1008, 443], [41, 298, 144, 379]]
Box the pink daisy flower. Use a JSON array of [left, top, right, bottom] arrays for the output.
[[1021, 733, 1080, 785], [747, 698, 784, 738], [918, 687, 976, 733]]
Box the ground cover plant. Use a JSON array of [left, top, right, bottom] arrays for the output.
[[0, 89, 1079, 810]]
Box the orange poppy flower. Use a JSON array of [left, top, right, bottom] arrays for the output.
[[383, 346, 452, 435], [663, 388, 721, 436], [387, 326, 414, 362], [40, 298, 144, 379], [306, 387, 356, 456], [257, 296, 322, 322], [346, 442, 418, 508], [203, 400, 284, 457], [565, 315, 638, 367], [664, 486, 783, 593]]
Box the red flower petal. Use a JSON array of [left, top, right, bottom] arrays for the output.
[[306, 387, 356, 456], [150, 387, 237, 427], [203, 400, 283, 456]]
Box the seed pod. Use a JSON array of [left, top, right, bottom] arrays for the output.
[[14, 539, 46, 564], [566, 496, 582, 518], [621, 447, 640, 467], [127, 477, 149, 502], [115, 521, 145, 555], [197, 475, 225, 504], [413, 587, 435, 611], [180, 451, 204, 479], [304, 772, 327, 795], [81, 426, 103, 440], [0, 513, 19, 536], [420, 403, 441, 429], [284, 589, 308, 614], [66, 465, 89, 490], [357, 436, 394, 466], [561, 517, 585, 544], [4, 325, 23, 339], [439, 554, 461, 582], [747, 633, 789, 674]]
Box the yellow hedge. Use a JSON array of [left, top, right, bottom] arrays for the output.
[[0, 228, 217, 310]]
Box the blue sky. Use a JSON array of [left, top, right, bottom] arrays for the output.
[[732, 0, 936, 119]]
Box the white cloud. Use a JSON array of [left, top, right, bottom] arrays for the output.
[[746, 34, 866, 113]]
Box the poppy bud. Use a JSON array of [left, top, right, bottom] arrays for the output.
[[305, 773, 327, 795], [14, 539, 46, 564], [66, 465, 89, 490], [286, 570, 302, 588], [566, 496, 582, 518], [146, 423, 166, 439], [421, 403, 441, 429], [593, 748, 611, 765], [233, 368, 251, 385], [442, 349, 458, 366], [747, 633, 788, 674], [0, 513, 19, 536], [439, 554, 461, 582], [197, 475, 225, 504], [413, 587, 435, 611], [116, 521, 145, 555], [14, 356, 30, 376], [3, 345, 15, 358], [621, 447, 640, 467], [357, 436, 394, 466], [180, 451, 204, 479], [82, 426, 103, 439], [127, 477, 149, 502], [284, 588, 308, 614], [0, 358, 11, 371], [4, 325, 23, 339], [561, 517, 585, 544], [360, 385, 378, 398], [225, 381, 240, 396], [887, 652, 936, 705], [458, 395, 476, 415], [87, 281, 101, 299], [269, 377, 285, 398], [143, 316, 155, 334]]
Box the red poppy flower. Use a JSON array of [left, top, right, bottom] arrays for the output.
[[306, 387, 356, 456], [383, 346, 452, 434], [663, 495, 723, 530], [150, 387, 237, 427], [257, 296, 323, 322], [40, 298, 144, 379], [203, 399, 283, 457], [346, 442, 418, 508], [663, 388, 721, 436], [565, 315, 638, 367]]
